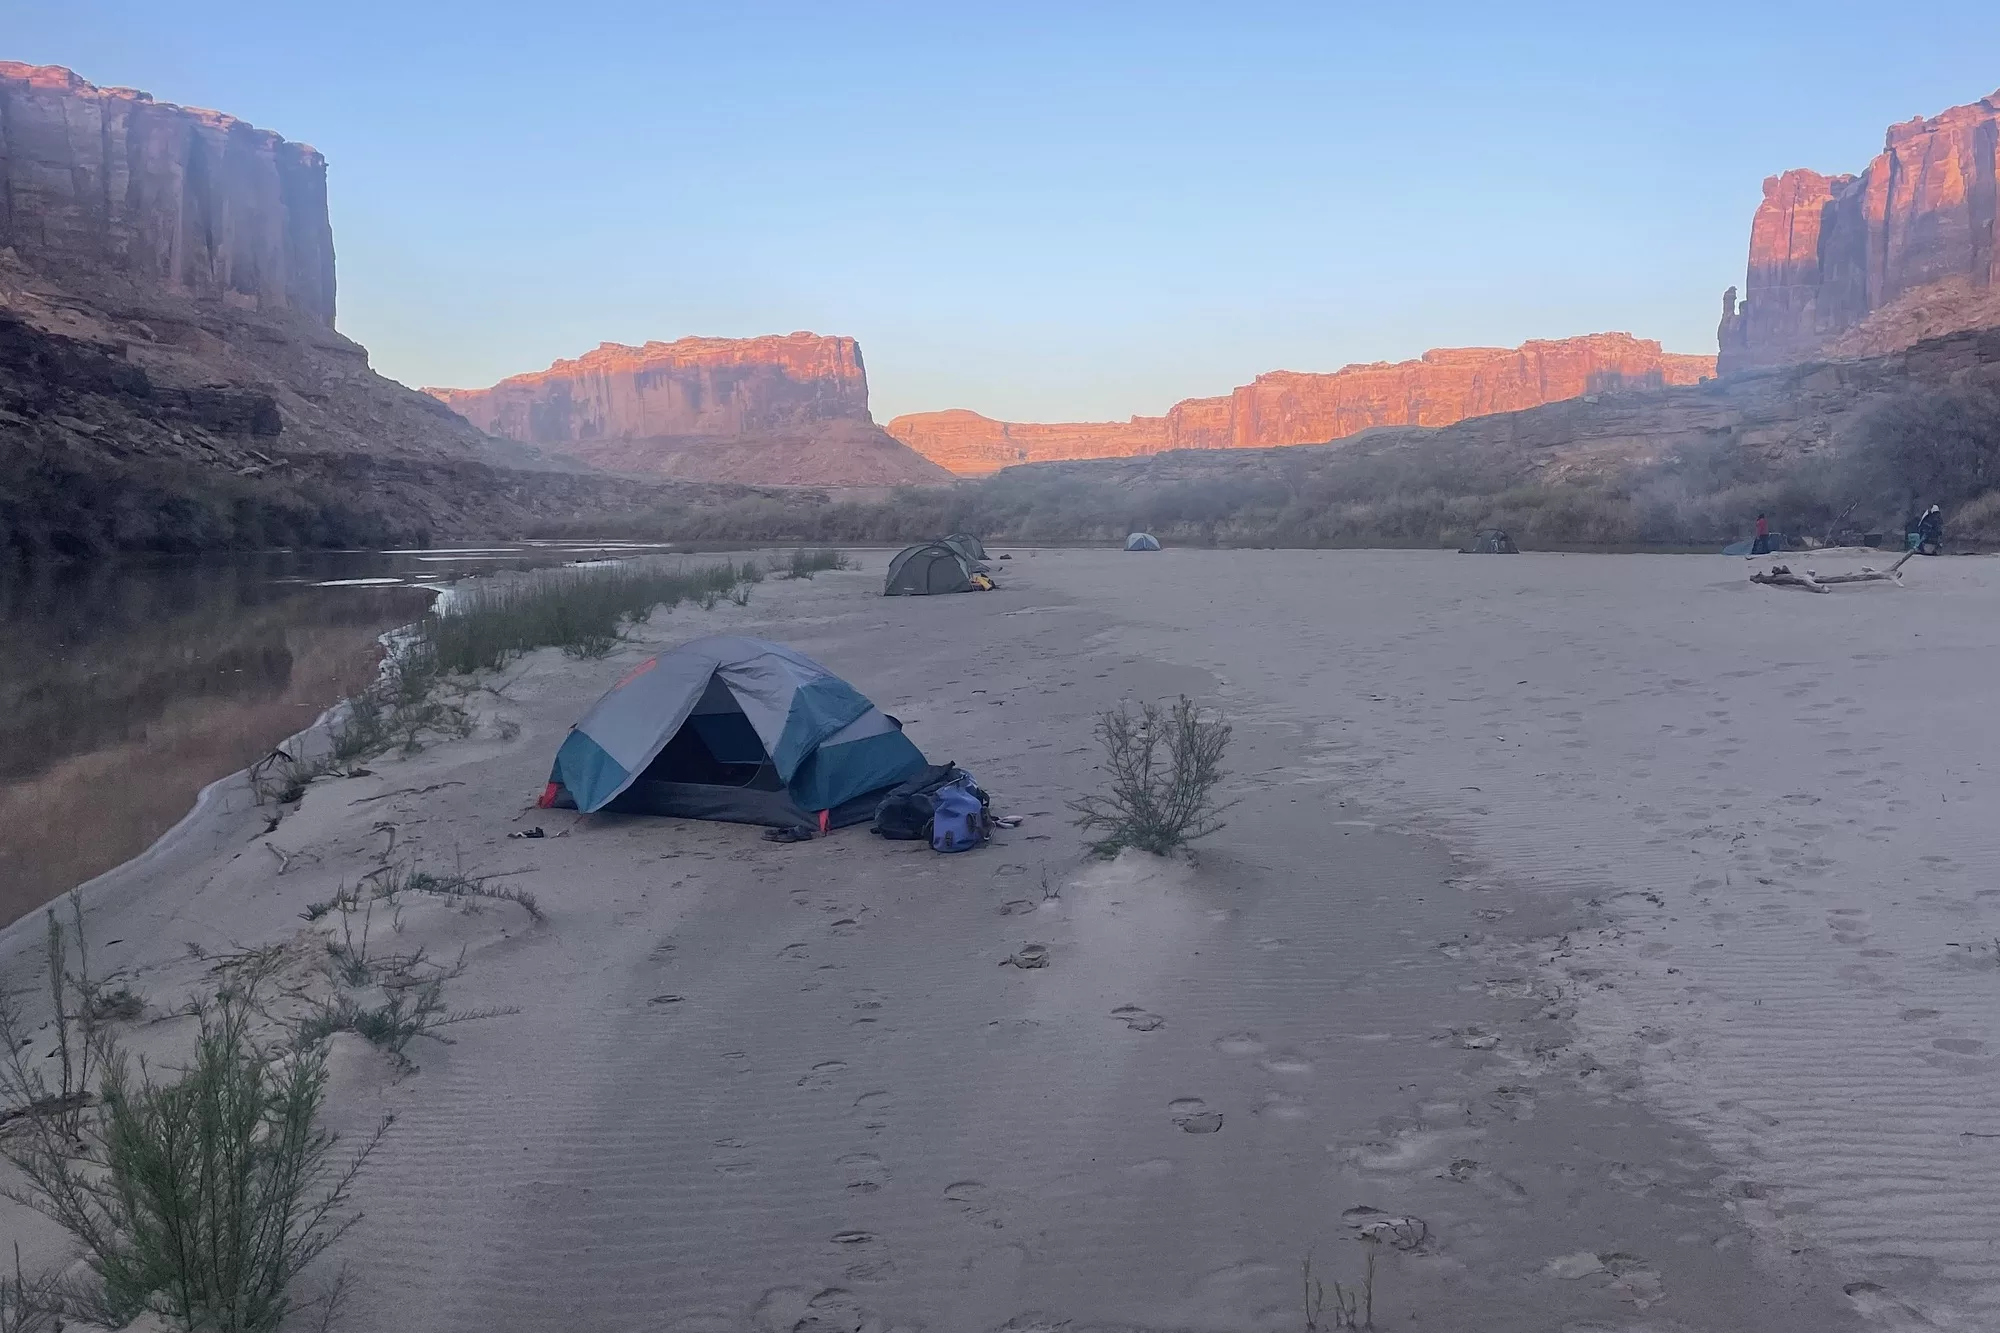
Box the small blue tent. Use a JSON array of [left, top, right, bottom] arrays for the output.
[[1124, 532, 1162, 551], [539, 635, 926, 828]]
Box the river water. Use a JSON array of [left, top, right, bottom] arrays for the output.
[[0, 542, 673, 927]]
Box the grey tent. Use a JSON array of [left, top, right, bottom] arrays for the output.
[[1459, 529, 1519, 554], [939, 533, 987, 564], [1124, 532, 1162, 552], [884, 542, 976, 595], [538, 635, 927, 828]]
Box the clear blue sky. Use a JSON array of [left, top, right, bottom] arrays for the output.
[[13, 3, 2000, 422]]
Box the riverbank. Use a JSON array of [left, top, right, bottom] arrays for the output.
[[7, 548, 1994, 1328]]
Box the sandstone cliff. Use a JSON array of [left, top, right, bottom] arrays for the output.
[[1719, 88, 2000, 373], [0, 64, 713, 556], [984, 324, 2000, 510], [0, 62, 335, 326], [429, 335, 952, 487], [887, 333, 1714, 476]]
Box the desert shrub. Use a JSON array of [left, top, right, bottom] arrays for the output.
[[1072, 696, 1233, 856], [783, 547, 850, 578], [0, 906, 381, 1332]]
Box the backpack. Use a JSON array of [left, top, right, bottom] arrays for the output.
[[871, 763, 962, 840], [931, 779, 987, 853]]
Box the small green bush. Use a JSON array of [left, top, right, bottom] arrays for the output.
[[0, 904, 382, 1332]]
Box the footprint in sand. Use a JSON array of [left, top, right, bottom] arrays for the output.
[[798, 1061, 848, 1090], [827, 1231, 894, 1284], [779, 943, 811, 960], [1259, 1052, 1313, 1075], [1255, 1091, 1309, 1120], [1214, 1032, 1265, 1056], [838, 1152, 887, 1193], [852, 1090, 894, 1131], [830, 918, 861, 936], [754, 1286, 886, 1333], [1169, 1098, 1223, 1133], [1111, 1004, 1166, 1032]]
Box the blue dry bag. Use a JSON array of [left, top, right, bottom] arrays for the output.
[[930, 779, 986, 853]]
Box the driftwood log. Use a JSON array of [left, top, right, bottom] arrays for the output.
[[1751, 548, 1917, 593]]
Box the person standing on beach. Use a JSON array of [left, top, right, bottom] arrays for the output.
[[1751, 512, 1772, 555], [1917, 504, 1944, 555]]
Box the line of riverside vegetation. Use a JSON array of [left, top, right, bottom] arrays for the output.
[[247, 550, 851, 798], [527, 384, 2000, 552]]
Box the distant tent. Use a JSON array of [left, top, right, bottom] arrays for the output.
[[939, 533, 987, 564], [538, 635, 926, 828], [884, 542, 976, 595], [1459, 529, 1519, 554], [1124, 533, 1162, 552], [1723, 533, 1786, 556]]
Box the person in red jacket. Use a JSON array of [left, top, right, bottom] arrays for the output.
[[1751, 512, 1772, 555]]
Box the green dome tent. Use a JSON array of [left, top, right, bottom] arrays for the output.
[[884, 542, 976, 595], [1124, 532, 1161, 551], [939, 533, 987, 564], [538, 635, 927, 828]]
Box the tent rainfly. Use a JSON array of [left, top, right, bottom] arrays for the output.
[[884, 542, 976, 595], [939, 533, 987, 564], [1124, 532, 1162, 551], [538, 635, 927, 828]]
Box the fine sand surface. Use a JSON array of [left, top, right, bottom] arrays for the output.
[[3, 547, 1992, 1330]]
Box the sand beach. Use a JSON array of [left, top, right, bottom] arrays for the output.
[[4, 547, 1996, 1331]]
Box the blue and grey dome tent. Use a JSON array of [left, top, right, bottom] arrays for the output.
[[1124, 532, 1161, 551], [538, 635, 928, 829]]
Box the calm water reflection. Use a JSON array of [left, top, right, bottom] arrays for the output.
[[0, 543, 667, 927]]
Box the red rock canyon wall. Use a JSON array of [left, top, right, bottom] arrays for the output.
[[888, 333, 1713, 476], [428, 334, 872, 444], [428, 334, 951, 486], [0, 62, 336, 326], [1719, 88, 2000, 373]]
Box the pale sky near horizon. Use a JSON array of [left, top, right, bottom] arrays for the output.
[[11, 3, 2000, 422]]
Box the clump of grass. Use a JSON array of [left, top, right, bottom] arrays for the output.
[[299, 887, 361, 923], [782, 547, 849, 579], [296, 970, 510, 1068], [422, 558, 754, 673], [391, 866, 543, 923], [1071, 695, 1233, 856], [85, 986, 144, 1024]]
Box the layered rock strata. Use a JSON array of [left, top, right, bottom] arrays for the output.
[[1719, 89, 2000, 372], [888, 334, 1713, 475], [429, 335, 951, 486], [0, 62, 335, 326]]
